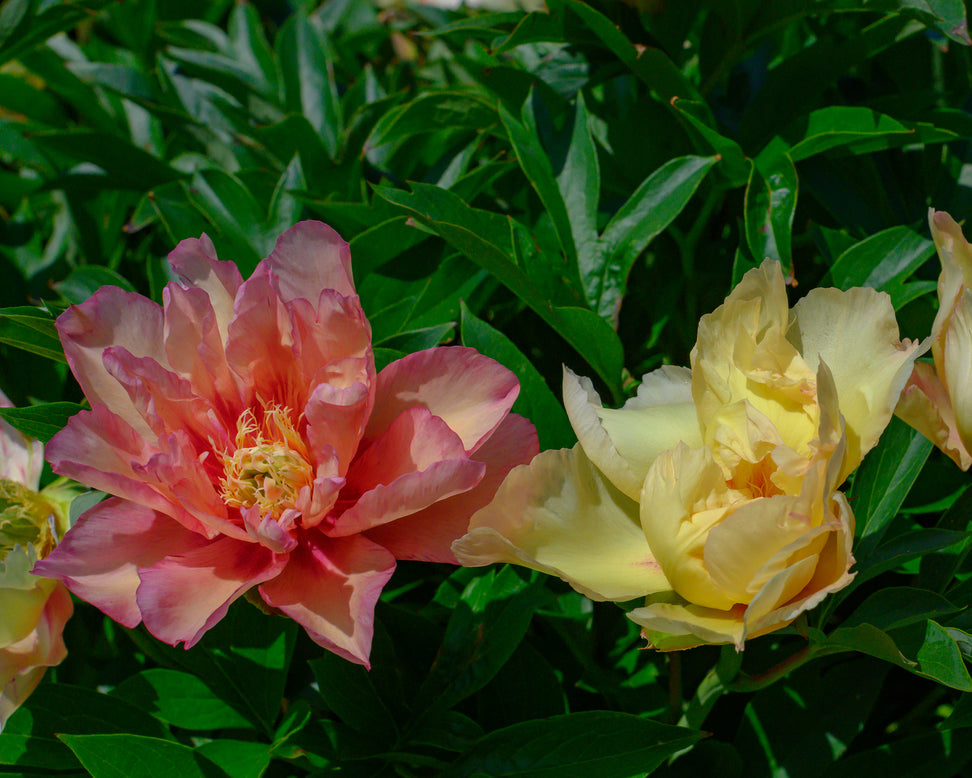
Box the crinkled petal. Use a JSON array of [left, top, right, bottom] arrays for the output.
[[57, 287, 169, 440], [332, 408, 485, 537], [305, 373, 373, 478], [365, 347, 518, 453], [167, 233, 242, 343], [267, 221, 356, 303], [0, 390, 42, 489], [896, 362, 972, 470], [366, 413, 537, 563], [788, 285, 921, 474], [628, 595, 746, 651], [640, 443, 738, 610], [943, 289, 972, 457], [564, 366, 700, 500], [33, 498, 206, 628], [137, 536, 285, 648], [454, 446, 670, 602], [259, 533, 395, 668]]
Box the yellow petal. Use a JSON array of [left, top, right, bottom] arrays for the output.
[[628, 594, 746, 651], [787, 285, 921, 474], [563, 367, 700, 500], [943, 290, 972, 459], [640, 443, 739, 610], [930, 211, 972, 369], [896, 362, 972, 470], [453, 446, 670, 602]]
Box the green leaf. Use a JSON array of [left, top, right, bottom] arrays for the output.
[[349, 216, 431, 281], [194, 740, 271, 778], [0, 306, 65, 362], [461, 302, 574, 450], [0, 402, 83, 443], [440, 710, 702, 778], [501, 96, 579, 277], [309, 651, 398, 743], [375, 183, 624, 400], [277, 12, 341, 159], [915, 620, 972, 691], [829, 225, 936, 294], [367, 90, 499, 151], [671, 99, 750, 186], [842, 587, 963, 633], [110, 669, 254, 731], [744, 150, 797, 274], [0, 0, 113, 67], [734, 658, 887, 778], [54, 265, 137, 305], [188, 169, 267, 273], [597, 155, 717, 321], [59, 734, 231, 778], [821, 730, 972, 777], [414, 568, 553, 718], [851, 417, 934, 555], [787, 107, 916, 162]]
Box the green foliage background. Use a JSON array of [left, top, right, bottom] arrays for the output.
[[3, 0, 972, 775]]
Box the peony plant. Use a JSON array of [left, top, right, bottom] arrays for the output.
[[35, 222, 537, 666], [454, 261, 921, 650], [0, 392, 76, 729]]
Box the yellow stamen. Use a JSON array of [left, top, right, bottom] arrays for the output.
[[220, 405, 314, 520]]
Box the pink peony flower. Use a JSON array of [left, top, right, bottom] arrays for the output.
[[35, 221, 537, 666]]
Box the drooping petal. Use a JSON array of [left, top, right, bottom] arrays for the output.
[[162, 283, 242, 419], [267, 221, 356, 303], [454, 446, 670, 602], [628, 594, 746, 651], [57, 287, 169, 440], [896, 362, 972, 470], [167, 233, 242, 344], [365, 347, 519, 453], [366, 413, 538, 563], [942, 289, 972, 457], [259, 533, 395, 668], [563, 366, 700, 500], [787, 285, 921, 474], [33, 498, 206, 628], [330, 407, 485, 536], [0, 390, 42, 489], [137, 536, 285, 648]]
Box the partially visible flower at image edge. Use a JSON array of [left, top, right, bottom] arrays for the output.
[[454, 260, 921, 650], [0, 391, 76, 730], [896, 210, 972, 470], [35, 221, 537, 667]]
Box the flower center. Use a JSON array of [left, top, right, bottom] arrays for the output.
[[0, 478, 56, 559], [220, 405, 314, 520]]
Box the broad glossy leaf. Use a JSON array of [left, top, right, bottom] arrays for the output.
[[841, 587, 962, 633], [915, 620, 972, 691], [54, 266, 137, 305], [461, 302, 574, 450], [744, 150, 797, 274], [375, 183, 624, 400], [0, 402, 83, 443], [309, 651, 398, 742], [59, 734, 231, 778], [440, 710, 702, 778], [0, 306, 65, 362], [671, 99, 749, 186], [0, 0, 112, 67], [829, 225, 936, 293], [110, 669, 254, 731]]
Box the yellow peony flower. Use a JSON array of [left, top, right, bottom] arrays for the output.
[[454, 261, 921, 650], [896, 211, 972, 470]]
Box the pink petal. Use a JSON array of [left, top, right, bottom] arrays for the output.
[[163, 283, 242, 421], [329, 407, 486, 537], [0, 389, 42, 489], [366, 413, 538, 562], [137, 536, 286, 648], [305, 376, 373, 478], [258, 533, 395, 667], [33, 498, 206, 628], [266, 221, 356, 304], [224, 273, 302, 409], [167, 233, 242, 343], [57, 287, 169, 440], [365, 347, 519, 453]]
